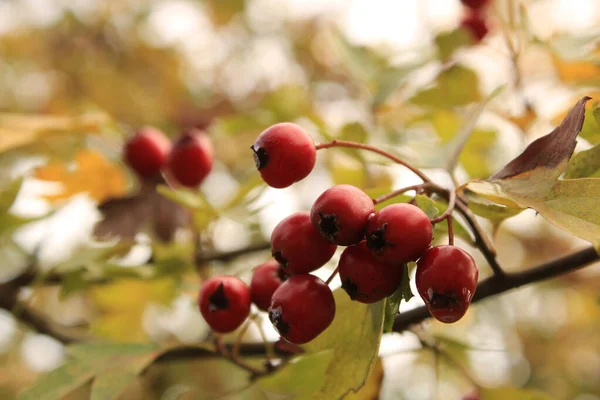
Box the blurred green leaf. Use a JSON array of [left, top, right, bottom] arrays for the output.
[[410, 65, 482, 108], [372, 65, 420, 109], [565, 143, 600, 178], [574, 104, 600, 144], [18, 343, 159, 400], [255, 351, 333, 399], [383, 264, 412, 333], [325, 29, 386, 83], [414, 195, 440, 219], [0, 177, 23, 212], [435, 29, 471, 61], [260, 85, 313, 122], [480, 387, 554, 400], [340, 122, 368, 144], [304, 288, 385, 399]]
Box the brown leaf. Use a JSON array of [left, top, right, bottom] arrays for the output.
[[491, 96, 591, 180], [94, 179, 190, 243]]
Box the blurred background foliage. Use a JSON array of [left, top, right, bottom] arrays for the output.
[[0, 0, 599, 399]]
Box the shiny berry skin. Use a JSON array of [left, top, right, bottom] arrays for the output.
[[365, 203, 432, 265], [415, 245, 478, 323], [460, 12, 489, 43], [198, 276, 251, 333], [271, 211, 337, 275], [167, 130, 213, 187], [460, 0, 490, 10], [124, 127, 172, 178], [338, 241, 402, 304], [310, 185, 375, 246], [251, 123, 316, 189], [250, 259, 289, 311], [268, 274, 335, 344]]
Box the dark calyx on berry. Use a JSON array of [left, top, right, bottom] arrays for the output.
[[277, 266, 290, 282], [341, 278, 360, 300], [251, 145, 268, 170], [317, 212, 339, 241], [428, 291, 461, 311], [366, 223, 393, 253], [208, 283, 229, 311], [272, 251, 288, 268], [268, 306, 290, 335]]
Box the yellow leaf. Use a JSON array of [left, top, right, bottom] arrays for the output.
[[90, 278, 177, 342], [552, 53, 600, 85], [343, 357, 384, 400], [34, 150, 127, 203]]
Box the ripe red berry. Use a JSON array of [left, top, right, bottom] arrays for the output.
[[460, 12, 489, 43], [198, 275, 251, 333], [365, 203, 432, 265], [271, 211, 337, 275], [250, 259, 289, 311], [460, 0, 490, 10], [251, 123, 316, 189], [310, 185, 375, 246], [415, 245, 478, 323], [338, 241, 402, 304], [268, 274, 335, 344], [124, 127, 172, 178], [167, 130, 213, 187]]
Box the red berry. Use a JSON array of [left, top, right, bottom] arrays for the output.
[[268, 274, 335, 344], [460, 12, 489, 43], [124, 127, 172, 178], [415, 245, 478, 323], [250, 259, 289, 311], [167, 130, 213, 187], [251, 123, 316, 189], [338, 241, 402, 303], [198, 275, 251, 333], [310, 185, 375, 246], [460, 0, 490, 10], [271, 211, 337, 275], [365, 203, 432, 264]]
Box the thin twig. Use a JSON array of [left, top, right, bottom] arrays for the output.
[[430, 189, 456, 224], [372, 183, 431, 205], [215, 335, 264, 377], [446, 215, 455, 246], [325, 267, 339, 285], [316, 140, 432, 183]]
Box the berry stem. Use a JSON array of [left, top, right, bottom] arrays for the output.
[[315, 140, 432, 183], [430, 189, 456, 224], [215, 334, 264, 377], [447, 215, 455, 246], [252, 315, 276, 367], [325, 266, 339, 286], [372, 183, 432, 205]]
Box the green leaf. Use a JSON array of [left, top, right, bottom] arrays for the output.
[[383, 264, 412, 333], [576, 104, 600, 144], [435, 29, 471, 61], [414, 195, 440, 219], [304, 288, 385, 399], [340, 122, 368, 144], [372, 65, 421, 109], [464, 97, 600, 248], [256, 351, 334, 400], [480, 387, 554, 400], [410, 65, 482, 108], [18, 343, 160, 400], [0, 177, 23, 212], [157, 185, 216, 213], [565, 143, 600, 178], [463, 191, 523, 225]]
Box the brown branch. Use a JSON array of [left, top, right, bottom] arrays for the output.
[[392, 246, 599, 332]]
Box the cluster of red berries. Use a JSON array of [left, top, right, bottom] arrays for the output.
[[196, 122, 479, 345], [124, 127, 213, 188], [459, 0, 492, 43]]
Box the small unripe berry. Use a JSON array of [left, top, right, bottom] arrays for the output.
[[271, 211, 337, 275], [198, 275, 251, 333], [310, 185, 375, 246], [338, 241, 402, 303], [268, 274, 335, 344], [416, 245, 478, 323], [124, 127, 172, 178], [366, 203, 432, 265], [460, 12, 489, 43], [167, 130, 213, 187], [251, 123, 316, 189], [250, 259, 288, 311]]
